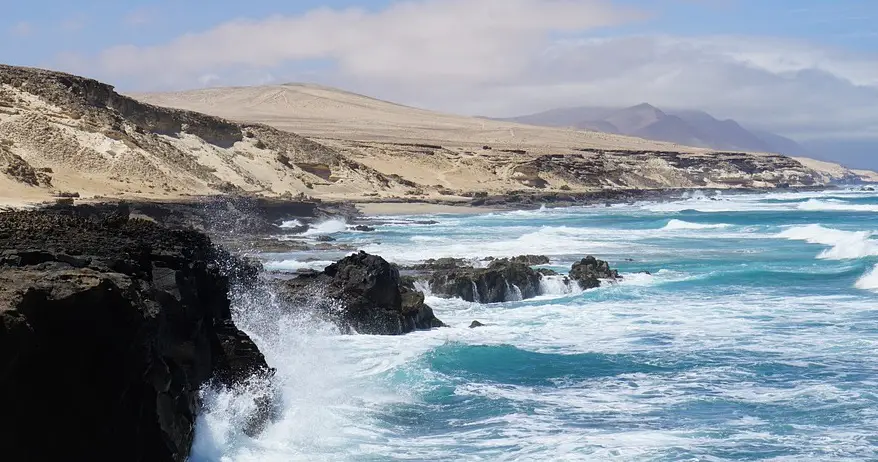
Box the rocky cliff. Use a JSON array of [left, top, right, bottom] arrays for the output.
[[0, 206, 271, 461]]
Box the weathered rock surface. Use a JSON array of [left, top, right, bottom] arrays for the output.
[[569, 256, 620, 289], [277, 251, 444, 335], [427, 259, 542, 303], [0, 207, 271, 461], [484, 254, 550, 266]]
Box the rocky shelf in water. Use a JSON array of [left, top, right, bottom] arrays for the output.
[[405, 255, 620, 303]]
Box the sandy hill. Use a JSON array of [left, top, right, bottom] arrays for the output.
[[0, 65, 873, 207]]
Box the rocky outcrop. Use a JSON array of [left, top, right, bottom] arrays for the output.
[[427, 259, 542, 303], [1, 145, 52, 187], [484, 254, 550, 266], [277, 251, 444, 335], [569, 256, 620, 289], [0, 207, 271, 461]]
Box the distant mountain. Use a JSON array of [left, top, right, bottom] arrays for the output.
[[499, 104, 810, 156]]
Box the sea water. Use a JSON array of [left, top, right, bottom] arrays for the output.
[[191, 188, 878, 461]]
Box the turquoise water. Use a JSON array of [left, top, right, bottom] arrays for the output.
[[193, 189, 878, 461]]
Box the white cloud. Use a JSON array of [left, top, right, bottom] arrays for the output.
[[94, 0, 640, 85], [61, 0, 878, 140]]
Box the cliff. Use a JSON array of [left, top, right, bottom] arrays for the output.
[[0, 206, 271, 461]]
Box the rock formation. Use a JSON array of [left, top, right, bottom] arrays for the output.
[[277, 251, 444, 334], [0, 206, 271, 461], [427, 259, 543, 303], [569, 256, 620, 289]]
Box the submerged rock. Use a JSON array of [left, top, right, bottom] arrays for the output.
[[428, 260, 541, 303], [278, 251, 444, 335], [469, 320, 485, 328], [0, 207, 271, 462], [569, 256, 620, 289]]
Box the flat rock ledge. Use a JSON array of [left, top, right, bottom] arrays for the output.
[[0, 206, 271, 461]]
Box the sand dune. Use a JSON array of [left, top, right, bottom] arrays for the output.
[[131, 84, 704, 153]]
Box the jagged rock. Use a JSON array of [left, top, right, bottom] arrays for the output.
[[277, 251, 444, 335], [469, 320, 485, 328], [0, 207, 271, 462], [428, 260, 541, 303], [408, 257, 470, 271], [353, 224, 376, 232], [484, 254, 550, 266], [569, 256, 619, 290]]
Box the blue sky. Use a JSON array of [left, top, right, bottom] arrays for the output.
[[2, 0, 877, 141]]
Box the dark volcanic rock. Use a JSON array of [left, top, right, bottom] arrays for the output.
[[353, 224, 376, 232], [277, 251, 444, 335], [469, 320, 485, 328], [428, 260, 542, 303], [569, 256, 620, 289], [484, 254, 550, 266], [0, 207, 271, 462]]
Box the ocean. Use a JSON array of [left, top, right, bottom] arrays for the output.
[[191, 189, 878, 461]]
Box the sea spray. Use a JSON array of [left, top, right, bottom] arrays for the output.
[[301, 218, 348, 236], [777, 224, 878, 259]]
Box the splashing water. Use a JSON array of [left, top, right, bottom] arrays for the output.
[[197, 188, 878, 461]]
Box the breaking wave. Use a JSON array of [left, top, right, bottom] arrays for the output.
[[662, 219, 731, 230], [777, 224, 878, 260], [301, 219, 348, 237]]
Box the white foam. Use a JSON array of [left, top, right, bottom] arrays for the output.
[[662, 219, 731, 230], [263, 259, 334, 272], [301, 218, 347, 236], [856, 264, 878, 291], [777, 224, 878, 260], [278, 219, 303, 229], [798, 199, 878, 213], [538, 275, 581, 296]]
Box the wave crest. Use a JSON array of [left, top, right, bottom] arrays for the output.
[[778, 224, 878, 260], [663, 219, 731, 230]]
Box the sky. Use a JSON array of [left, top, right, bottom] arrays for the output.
[[2, 0, 877, 150]]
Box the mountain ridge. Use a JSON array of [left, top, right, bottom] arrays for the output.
[[498, 104, 809, 156]]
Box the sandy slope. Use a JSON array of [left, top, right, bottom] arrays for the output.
[[133, 84, 878, 184], [130, 84, 703, 154], [0, 64, 873, 209]]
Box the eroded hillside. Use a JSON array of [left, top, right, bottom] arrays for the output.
[[0, 65, 868, 206]]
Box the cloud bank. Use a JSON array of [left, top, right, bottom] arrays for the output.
[[65, 0, 878, 140]]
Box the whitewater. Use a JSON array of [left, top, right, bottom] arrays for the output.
[[192, 188, 878, 461]]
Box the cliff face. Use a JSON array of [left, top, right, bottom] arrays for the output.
[[0, 64, 409, 204], [0, 206, 270, 461]]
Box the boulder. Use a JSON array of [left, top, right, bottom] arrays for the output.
[[278, 251, 444, 335], [428, 260, 541, 303], [569, 256, 619, 289], [469, 320, 485, 328], [0, 207, 271, 462], [353, 224, 376, 232]]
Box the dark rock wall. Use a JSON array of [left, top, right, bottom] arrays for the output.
[[0, 208, 270, 461]]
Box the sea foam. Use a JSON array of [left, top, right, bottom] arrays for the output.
[[301, 218, 348, 236], [777, 224, 878, 260], [662, 219, 731, 230]]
